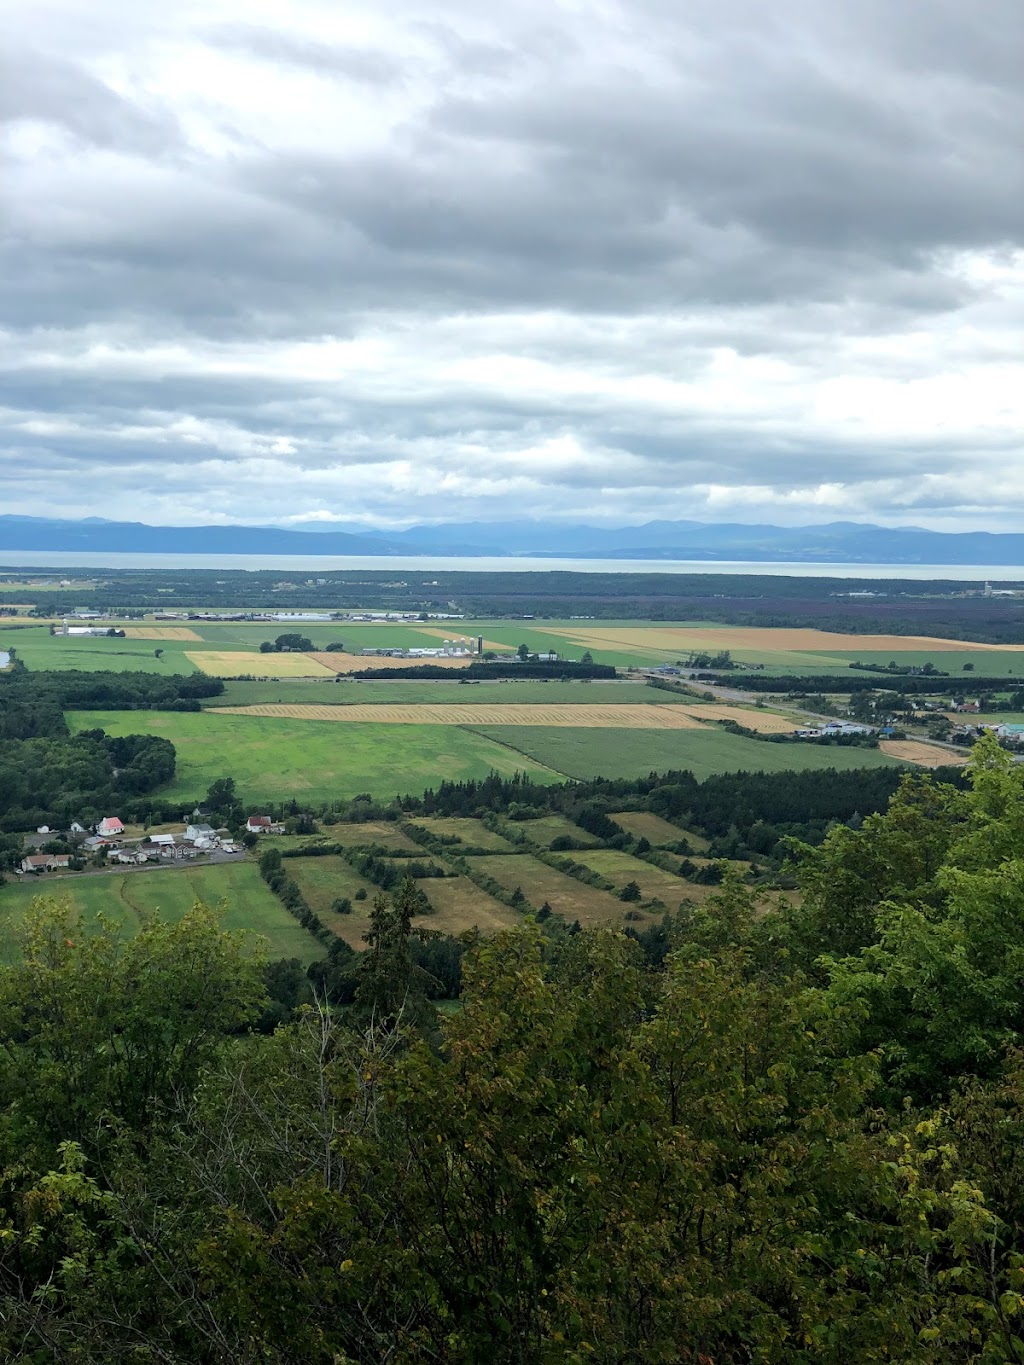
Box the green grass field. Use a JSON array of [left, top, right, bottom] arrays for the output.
[[66, 710, 562, 804], [608, 811, 691, 846], [207, 678, 669, 708], [506, 814, 604, 848], [318, 822, 423, 851], [496, 813, 600, 846], [570, 848, 694, 906], [419, 875, 516, 937], [803, 650, 1024, 678], [407, 817, 516, 851], [4, 627, 199, 674], [468, 726, 906, 782], [472, 853, 626, 927], [285, 855, 378, 945], [0, 861, 325, 964]]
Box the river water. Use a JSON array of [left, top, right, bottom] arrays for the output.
[[0, 551, 1022, 581]]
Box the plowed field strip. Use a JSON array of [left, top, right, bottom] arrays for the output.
[[879, 740, 969, 767], [311, 652, 472, 673], [538, 625, 1024, 653], [680, 704, 796, 733], [186, 651, 336, 677], [205, 703, 710, 728], [123, 627, 202, 640]]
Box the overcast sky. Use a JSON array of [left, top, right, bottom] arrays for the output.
[[2, 0, 1022, 531]]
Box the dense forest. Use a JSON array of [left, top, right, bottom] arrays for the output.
[[0, 669, 224, 742], [0, 728, 176, 833], [2, 738, 1024, 1360], [3, 567, 1022, 639], [0, 671, 200, 832]]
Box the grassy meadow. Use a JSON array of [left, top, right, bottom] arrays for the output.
[[468, 725, 907, 782], [569, 848, 696, 904], [0, 861, 325, 965], [471, 853, 627, 926], [66, 710, 561, 804], [608, 811, 691, 846], [506, 814, 605, 848], [407, 817, 516, 851], [207, 678, 667, 707]]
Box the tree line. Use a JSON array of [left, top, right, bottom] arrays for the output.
[[4, 739, 1024, 1358]]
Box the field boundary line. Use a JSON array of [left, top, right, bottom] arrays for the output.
[[458, 724, 577, 780]]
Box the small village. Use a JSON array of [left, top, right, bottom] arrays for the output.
[[18, 812, 286, 877]]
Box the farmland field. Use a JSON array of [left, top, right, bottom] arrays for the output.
[[609, 811, 690, 846], [285, 855, 378, 944], [540, 624, 1024, 657], [317, 822, 423, 851], [509, 814, 604, 848], [472, 853, 627, 926], [4, 627, 198, 674], [185, 650, 336, 677], [122, 626, 203, 641], [804, 650, 1024, 677], [879, 740, 969, 768], [0, 861, 325, 964], [208, 702, 710, 727], [311, 652, 474, 673], [570, 849, 696, 905], [469, 725, 906, 782], [407, 817, 516, 851], [66, 711, 561, 804], [206, 678, 662, 708], [676, 703, 798, 733], [418, 875, 516, 937]]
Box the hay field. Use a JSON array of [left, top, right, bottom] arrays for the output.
[[610, 812, 689, 846], [123, 626, 202, 641], [513, 814, 604, 848], [571, 849, 695, 906], [320, 823, 423, 852], [312, 652, 473, 673], [66, 711, 560, 804], [419, 876, 517, 937], [206, 702, 709, 727], [678, 703, 797, 733], [285, 856, 378, 946], [0, 862, 325, 966], [418, 628, 508, 651], [540, 624, 1024, 656], [879, 740, 969, 768], [471, 724, 904, 783], [185, 650, 336, 677], [408, 817, 515, 851], [473, 853, 626, 927]]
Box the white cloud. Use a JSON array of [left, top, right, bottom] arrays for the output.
[[1, 0, 1023, 530]]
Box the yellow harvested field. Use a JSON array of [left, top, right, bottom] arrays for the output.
[[678, 703, 797, 733], [311, 652, 473, 673], [123, 626, 202, 641], [541, 625, 1024, 654], [879, 740, 969, 768], [206, 702, 709, 728], [185, 650, 336, 677]]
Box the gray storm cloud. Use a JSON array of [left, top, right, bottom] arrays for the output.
[[0, 0, 1022, 530]]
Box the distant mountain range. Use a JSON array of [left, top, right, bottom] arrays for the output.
[[3, 514, 1024, 566]]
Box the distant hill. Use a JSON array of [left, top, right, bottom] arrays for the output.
[[3, 514, 1024, 565]]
